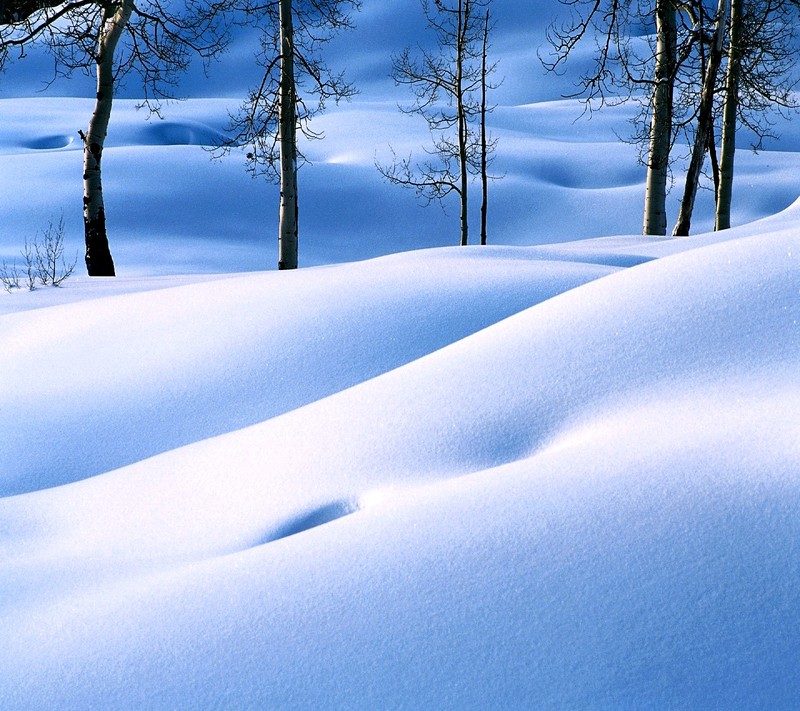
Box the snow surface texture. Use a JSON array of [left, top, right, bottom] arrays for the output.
[[1, 0, 800, 708]]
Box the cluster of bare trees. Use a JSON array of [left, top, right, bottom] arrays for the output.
[[376, 0, 499, 247], [0, 0, 497, 274], [1, 0, 798, 276], [545, 0, 800, 237]]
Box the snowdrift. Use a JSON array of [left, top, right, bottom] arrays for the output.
[[2, 215, 799, 708]]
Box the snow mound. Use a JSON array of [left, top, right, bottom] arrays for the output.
[[1, 224, 799, 708], [0, 247, 616, 495]]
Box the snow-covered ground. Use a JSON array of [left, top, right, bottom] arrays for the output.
[[1, 0, 800, 707]]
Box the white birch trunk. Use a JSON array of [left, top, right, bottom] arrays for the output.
[[83, 0, 131, 276], [278, 0, 299, 270], [715, 0, 741, 231], [642, 0, 676, 236]]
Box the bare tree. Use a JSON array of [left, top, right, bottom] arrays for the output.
[[670, 0, 800, 234], [377, 0, 498, 247], [673, 0, 728, 236], [478, 7, 496, 245], [221, 0, 359, 270], [0, 214, 76, 291], [33, 214, 77, 286], [642, 0, 678, 235], [714, 0, 799, 230], [0, 0, 230, 275], [714, 0, 741, 231]]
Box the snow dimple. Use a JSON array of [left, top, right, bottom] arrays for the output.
[[532, 159, 643, 190], [137, 120, 225, 147], [23, 135, 74, 150], [260, 499, 361, 545]]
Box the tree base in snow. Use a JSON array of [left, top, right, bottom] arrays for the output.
[[84, 212, 116, 277]]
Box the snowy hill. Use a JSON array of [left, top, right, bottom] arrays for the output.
[[1, 0, 800, 707]]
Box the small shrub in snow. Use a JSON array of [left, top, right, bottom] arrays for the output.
[[0, 260, 22, 291], [0, 215, 77, 292]]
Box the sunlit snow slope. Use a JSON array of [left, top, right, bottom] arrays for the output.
[[2, 211, 799, 708]]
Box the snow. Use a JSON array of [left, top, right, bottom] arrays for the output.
[[1, 1, 800, 708]]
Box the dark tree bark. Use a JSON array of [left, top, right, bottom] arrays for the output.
[[673, 0, 729, 237], [479, 7, 489, 246], [715, 0, 742, 231], [0, 0, 60, 23]]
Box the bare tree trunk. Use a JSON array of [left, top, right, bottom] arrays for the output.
[[715, 0, 741, 231], [673, 0, 729, 237], [642, 0, 676, 236], [456, 0, 469, 247], [480, 7, 489, 246], [708, 122, 720, 199], [83, 0, 131, 276], [278, 0, 298, 269]]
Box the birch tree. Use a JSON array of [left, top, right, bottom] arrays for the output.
[[714, 0, 799, 230], [671, 0, 799, 234], [221, 0, 359, 270], [642, 0, 677, 235], [714, 0, 741, 231], [0, 0, 229, 275], [81, 0, 134, 275], [377, 0, 498, 247], [478, 7, 495, 245], [672, 0, 728, 237]]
